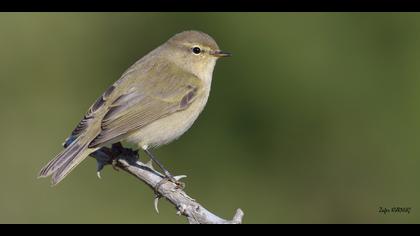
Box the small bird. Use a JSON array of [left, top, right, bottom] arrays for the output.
[[38, 30, 230, 186]]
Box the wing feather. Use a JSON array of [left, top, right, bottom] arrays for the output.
[[88, 62, 203, 148]]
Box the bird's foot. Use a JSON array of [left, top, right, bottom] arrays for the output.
[[154, 173, 186, 194], [111, 159, 120, 171], [153, 174, 187, 214]]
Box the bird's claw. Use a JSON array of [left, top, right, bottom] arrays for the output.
[[95, 155, 109, 173], [111, 159, 120, 171], [154, 195, 161, 214], [172, 175, 186, 190], [95, 156, 108, 179]]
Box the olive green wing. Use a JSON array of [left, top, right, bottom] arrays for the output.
[[88, 65, 203, 148]]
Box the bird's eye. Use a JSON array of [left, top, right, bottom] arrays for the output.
[[192, 47, 201, 55]]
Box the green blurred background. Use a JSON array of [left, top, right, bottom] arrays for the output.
[[1, 13, 420, 223]]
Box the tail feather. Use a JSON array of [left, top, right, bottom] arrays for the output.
[[38, 137, 98, 186], [38, 140, 84, 178], [50, 146, 95, 186]]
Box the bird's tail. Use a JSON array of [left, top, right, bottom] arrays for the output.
[[38, 136, 98, 186]]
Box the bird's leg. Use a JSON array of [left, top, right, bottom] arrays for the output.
[[143, 149, 175, 180], [143, 149, 185, 191]]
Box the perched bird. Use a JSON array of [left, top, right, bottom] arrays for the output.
[[38, 30, 230, 186]]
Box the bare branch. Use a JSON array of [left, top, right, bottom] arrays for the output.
[[99, 149, 244, 224]]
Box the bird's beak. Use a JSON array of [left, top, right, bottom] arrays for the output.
[[211, 50, 232, 58]]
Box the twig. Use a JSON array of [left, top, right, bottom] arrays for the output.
[[96, 148, 244, 224]]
